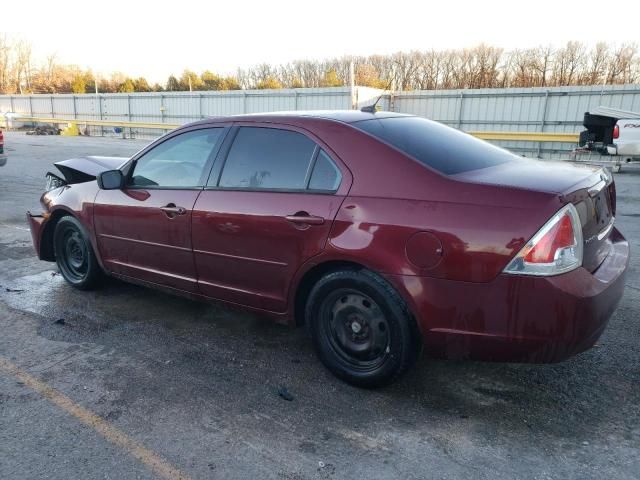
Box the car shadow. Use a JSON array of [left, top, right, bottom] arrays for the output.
[[25, 271, 637, 450]]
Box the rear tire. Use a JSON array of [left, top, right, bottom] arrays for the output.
[[306, 269, 420, 388], [53, 216, 102, 290]]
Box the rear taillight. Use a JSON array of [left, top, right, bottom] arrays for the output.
[[613, 124, 619, 139], [608, 181, 616, 216], [504, 204, 583, 276]]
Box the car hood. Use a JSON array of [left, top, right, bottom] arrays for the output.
[[451, 158, 602, 195], [54, 156, 128, 183]]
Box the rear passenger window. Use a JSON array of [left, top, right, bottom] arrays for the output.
[[309, 150, 341, 191], [352, 116, 516, 175], [218, 127, 316, 190]]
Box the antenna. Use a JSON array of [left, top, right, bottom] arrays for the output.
[[361, 71, 396, 113]]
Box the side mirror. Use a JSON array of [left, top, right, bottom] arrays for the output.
[[97, 170, 124, 190]]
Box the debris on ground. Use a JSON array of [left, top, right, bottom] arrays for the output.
[[317, 462, 336, 476], [26, 125, 61, 136], [277, 386, 294, 401], [5, 287, 25, 293]]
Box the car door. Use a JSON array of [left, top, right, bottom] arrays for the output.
[[93, 127, 226, 292], [192, 124, 351, 312]]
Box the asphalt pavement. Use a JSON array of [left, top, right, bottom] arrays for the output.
[[0, 131, 638, 479]]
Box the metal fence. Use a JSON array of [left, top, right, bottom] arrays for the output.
[[0, 87, 382, 138], [1, 84, 640, 159], [383, 84, 640, 158]]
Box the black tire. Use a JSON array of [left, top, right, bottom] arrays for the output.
[[53, 216, 102, 290], [306, 269, 421, 388]]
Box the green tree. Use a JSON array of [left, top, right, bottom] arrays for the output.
[[152, 83, 164, 92], [133, 77, 151, 92], [71, 74, 86, 93], [166, 75, 179, 91], [179, 70, 203, 91], [83, 70, 98, 93], [320, 68, 342, 87], [222, 76, 241, 90], [255, 76, 283, 89], [201, 70, 225, 90], [355, 64, 385, 88], [290, 78, 304, 88], [118, 78, 135, 93]]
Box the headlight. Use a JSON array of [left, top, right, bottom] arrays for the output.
[[45, 172, 67, 191]]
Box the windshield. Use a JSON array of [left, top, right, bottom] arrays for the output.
[[352, 116, 518, 175]]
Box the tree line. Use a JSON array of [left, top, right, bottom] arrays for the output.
[[1, 35, 638, 95]]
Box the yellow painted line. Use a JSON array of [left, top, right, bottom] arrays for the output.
[[13, 116, 180, 130], [12, 115, 581, 142], [0, 356, 190, 480], [470, 131, 579, 142]]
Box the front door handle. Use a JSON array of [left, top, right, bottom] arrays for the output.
[[160, 203, 187, 217], [285, 213, 325, 225]]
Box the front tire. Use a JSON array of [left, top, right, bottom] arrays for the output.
[[306, 269, 420, 388], [53, 216, 102, 290]]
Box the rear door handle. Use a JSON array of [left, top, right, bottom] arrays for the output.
[[285, 213, 325, 225], [160, 203, 187, 217]]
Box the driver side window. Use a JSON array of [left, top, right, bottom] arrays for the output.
[[130, 128, 223, 188]]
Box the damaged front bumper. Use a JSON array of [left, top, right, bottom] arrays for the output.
[[27, 211, 50, 260]]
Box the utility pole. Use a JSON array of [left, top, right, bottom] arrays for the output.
[[349, 60, 355, 89], [349, 60, 355, 109]]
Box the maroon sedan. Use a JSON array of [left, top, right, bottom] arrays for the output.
[[28, 111, 629, 387]]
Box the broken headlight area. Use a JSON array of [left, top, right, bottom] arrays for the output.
[[45, 172, 67, 191]]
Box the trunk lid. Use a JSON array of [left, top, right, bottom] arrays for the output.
[[451, 158, 602, 194], [453, 159, 616, 273], [563, 170, 616, 273]]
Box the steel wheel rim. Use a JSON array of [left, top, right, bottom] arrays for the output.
[[59, 226, 88, 282], [320, 289, 391, 372]]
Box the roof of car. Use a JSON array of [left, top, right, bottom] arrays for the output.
[[191, 110, 411, 126]]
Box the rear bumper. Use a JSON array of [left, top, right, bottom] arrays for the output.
[[27, 212, 48, 260], [386, 227, 630, 363], [608, 142, 640, 157]]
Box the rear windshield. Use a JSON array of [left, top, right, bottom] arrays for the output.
[[352, 116, 517, 175]]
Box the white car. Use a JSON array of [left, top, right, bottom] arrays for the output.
[[578, 107, 640, 171]]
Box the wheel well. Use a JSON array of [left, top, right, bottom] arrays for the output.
[[294, 260, 365, 326], [40, 210, 72, 261]]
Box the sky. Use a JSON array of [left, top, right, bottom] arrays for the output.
[[4, 0, 640, 83]]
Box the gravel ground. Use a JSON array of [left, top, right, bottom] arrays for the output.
[[0, 131, 638, 480]]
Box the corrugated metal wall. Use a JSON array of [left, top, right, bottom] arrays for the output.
[[2, 85, 639, 159], [0, 87, 369, 137], [387, 84, 640, 158], [0, 87, 358, 120]]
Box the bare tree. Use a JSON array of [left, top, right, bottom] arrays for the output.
[[607, 43, 638, 84], [0, 34, 13, 93], [0, 36, 638, 94], [585, 42, 609, 85], [13, 39, 33, 93], [552, 41, 587, 86]]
